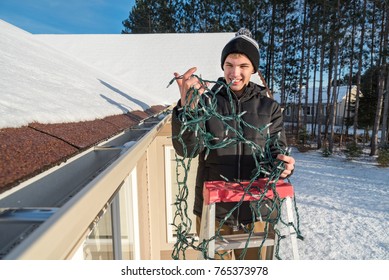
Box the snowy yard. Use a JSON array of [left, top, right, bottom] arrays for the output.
[[282, 148, 389, 260]]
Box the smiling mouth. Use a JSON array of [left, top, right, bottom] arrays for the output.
[[230, 79, 239, 85]]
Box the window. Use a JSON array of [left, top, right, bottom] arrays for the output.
[[305, 106, 314, 116], [73, 169, 140, 260], [284, 106, 291, 116]]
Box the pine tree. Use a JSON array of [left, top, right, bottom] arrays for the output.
[[122, 0, 154, 33], [122, 0, 176, 33]]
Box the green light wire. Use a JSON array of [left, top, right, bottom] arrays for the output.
[[168, 75, 303, 260]]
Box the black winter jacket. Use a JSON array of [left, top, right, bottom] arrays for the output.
[[171, 78, 287, 225]]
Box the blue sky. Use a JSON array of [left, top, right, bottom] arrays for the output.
[[0, 0, 135, 34]]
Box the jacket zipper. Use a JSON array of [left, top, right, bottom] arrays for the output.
[[237, 98, 242, 181], [236, 88, 250, 181], [231, 86, 253, 230]]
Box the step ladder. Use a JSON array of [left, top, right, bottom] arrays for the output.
[[198, 179, 299, 260]]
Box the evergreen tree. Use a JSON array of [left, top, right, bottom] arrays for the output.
[[122, 0, 176, 33], [122, 0, 155, 33]]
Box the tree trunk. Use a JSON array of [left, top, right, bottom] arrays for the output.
[[381, 69, 389, 145], [317, 35, 325, 150], [346, 1, 357, 141], [298, 0, 308, 142], [353, 0, 367, 144], [379, 5, 389, 147], [268, 3, 277, 93], [371, 66, 386, 155], [324, 44, 334, 149], [305, 30, 312, 143], [328, 0, 341, 153], [311, 19, 320, 142]]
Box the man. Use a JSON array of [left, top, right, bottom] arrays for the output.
[[171, 28, 295, 259]]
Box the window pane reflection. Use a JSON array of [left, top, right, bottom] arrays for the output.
[[80, 172, 138, 260], [83, 206, 114, 260], [119, 176, 136, 260]]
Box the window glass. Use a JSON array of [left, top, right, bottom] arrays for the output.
[[83, 205, 114, 260]]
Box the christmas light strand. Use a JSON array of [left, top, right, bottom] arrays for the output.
[[168, 75, 303, 259]]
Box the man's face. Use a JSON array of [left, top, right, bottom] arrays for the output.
[[223, 53, 254, 95]]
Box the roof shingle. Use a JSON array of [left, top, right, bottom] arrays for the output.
[[0, 106, 168, 195]]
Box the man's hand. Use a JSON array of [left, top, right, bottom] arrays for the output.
[[174, 67, 206, 108], [277, 154, 295, 179]]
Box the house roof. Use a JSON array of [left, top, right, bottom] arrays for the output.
[[0, 20, 244, 195], [0, 107, 165, 194]]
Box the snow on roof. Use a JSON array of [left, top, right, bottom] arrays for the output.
[[36, 32, 262, 111], [2, 19, 257, 130], [36, 33, 234, 104], [37, 32, 264, 105], [0, 20, 161, 129]]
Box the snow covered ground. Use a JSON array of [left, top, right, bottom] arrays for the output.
[[282, 147, 389, 260]]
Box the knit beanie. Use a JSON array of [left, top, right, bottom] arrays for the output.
[[221, 28, 259, 72]]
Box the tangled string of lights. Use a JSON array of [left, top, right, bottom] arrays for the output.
[[168, 75, 303, 259]]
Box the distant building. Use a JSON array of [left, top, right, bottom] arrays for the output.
[[282, 85, 363, 127]]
